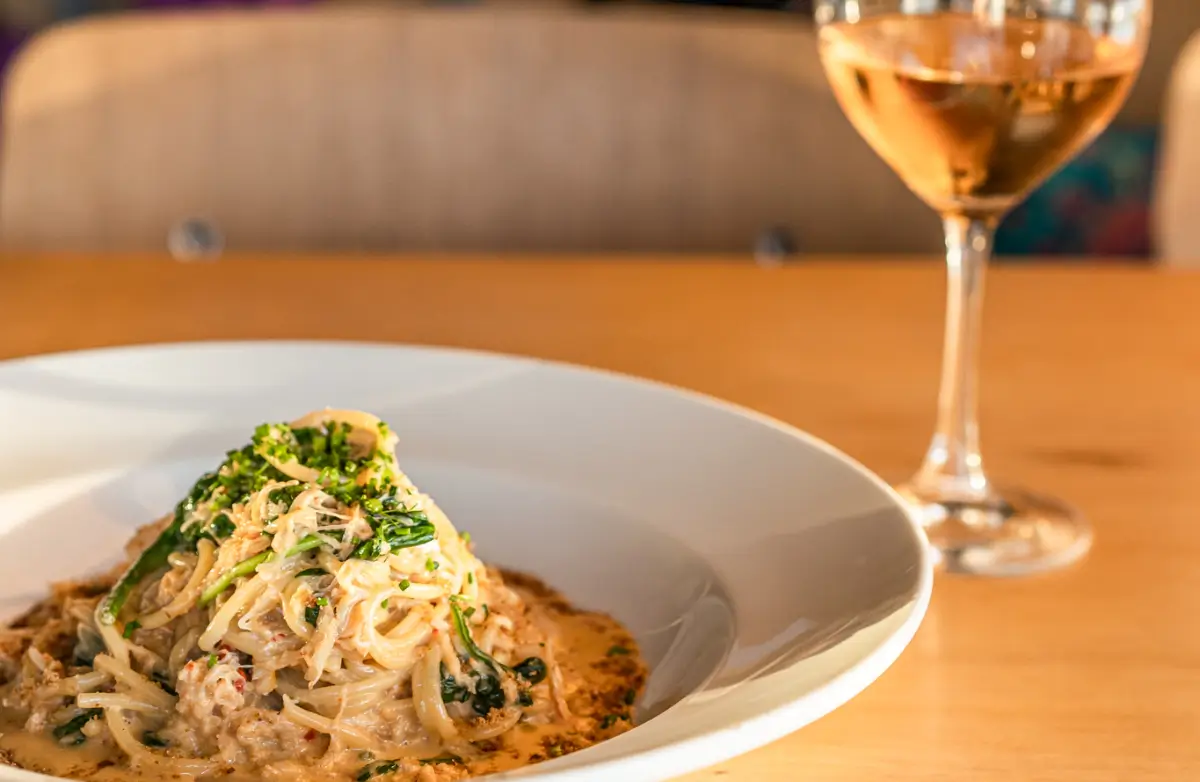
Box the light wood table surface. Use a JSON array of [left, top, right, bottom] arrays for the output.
[[2, 255, 1198, 781]]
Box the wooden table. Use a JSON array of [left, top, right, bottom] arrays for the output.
[[3, 255, 1198, 781]]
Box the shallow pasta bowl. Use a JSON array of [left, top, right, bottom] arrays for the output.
[[0, 341, 932, 781]]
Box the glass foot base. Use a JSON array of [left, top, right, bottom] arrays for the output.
[[896, 483, 1092, 577]]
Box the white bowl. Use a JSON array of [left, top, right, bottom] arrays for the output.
[[0, 341, 931, 781]]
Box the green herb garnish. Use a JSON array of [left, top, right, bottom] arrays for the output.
[[351, 510, 436, 561], [356, 760, 399, 782], [198, 535, 330, 607], [513, 657, 547, 684], [52, 710, 102, 742], [471, 672, 506, 716], [268, 484, 306, 508], [122, 620, 141, 639], [350, 537, 388, 561], [286, 534, 325, 556], [440, 664, 471, 704], [449, 601, 509, 674], [606, 645, 631, 657], [198, 550, 273, 606], [208, 513, 236, 540], [100, 417, 403, 628], [97, 505, 194, 625]]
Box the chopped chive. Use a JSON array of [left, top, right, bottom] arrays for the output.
[[399, 579, 411, 590], [206, 653, 218, 668], [624, 688, 636, 705], [381, 599, 389, 609], [606, 645, 631, 657], [425, 558, 439, 572], [466, 572, 474, 585], [461, 531, 471, 544], [315, 596, 329, 607], [122, 620, 141, 639]]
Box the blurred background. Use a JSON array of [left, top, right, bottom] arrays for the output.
[[0, 0, 1193, 259]]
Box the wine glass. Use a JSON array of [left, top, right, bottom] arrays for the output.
[[814, 0, 1151, 576]]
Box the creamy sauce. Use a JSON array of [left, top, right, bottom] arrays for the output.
[[0, 570, 646, 782]]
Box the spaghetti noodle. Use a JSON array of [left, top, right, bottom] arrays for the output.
[[0, 410, 645, 781]]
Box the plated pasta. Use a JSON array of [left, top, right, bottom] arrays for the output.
[[0, 410, 645, 782]]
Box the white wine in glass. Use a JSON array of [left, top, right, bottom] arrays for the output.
[[815, 1, 1151, 576]]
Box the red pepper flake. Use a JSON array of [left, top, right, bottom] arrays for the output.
[[233, 677, 245, 693], [304, 730, 317, 741]]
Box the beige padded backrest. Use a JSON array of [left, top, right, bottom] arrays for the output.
[[1155, 29, 1200, 265], [0, 5, 941, 255], [1119, 0, 1200, 127]]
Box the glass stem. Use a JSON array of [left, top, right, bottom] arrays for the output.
[[913, 214, 996, 501]]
